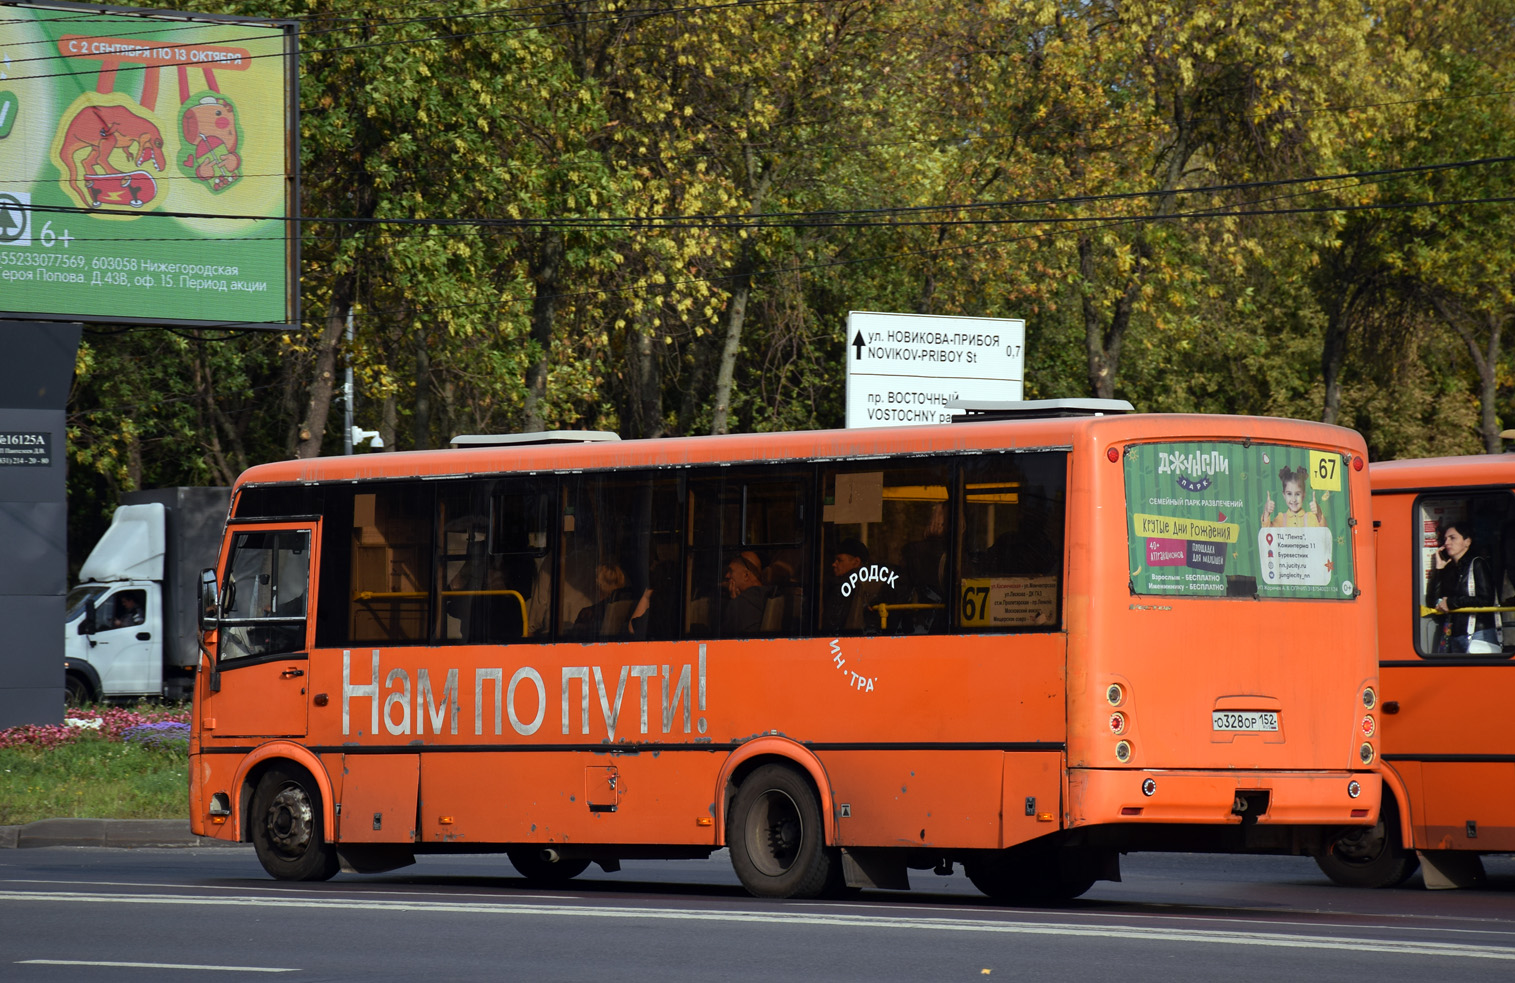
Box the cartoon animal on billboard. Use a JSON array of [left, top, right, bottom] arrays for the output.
[[58, 105, 166, 209], [180, 95, 241, 192]]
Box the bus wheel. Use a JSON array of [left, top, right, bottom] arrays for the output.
[[1314, 799, 1419, 888], [249, 766, 339, 882], [506, 849, 591, 885], [966, 846, 1095, 904], [728, 764, 837, 899]]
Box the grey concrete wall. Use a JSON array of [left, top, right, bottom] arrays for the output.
[[0, 323, 80, 727]]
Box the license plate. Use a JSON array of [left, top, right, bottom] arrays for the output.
[[1212, 710, 1279, 732]]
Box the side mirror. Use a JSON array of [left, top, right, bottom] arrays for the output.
[[199, 568, 220, 629], [79, 597, 97, 635]]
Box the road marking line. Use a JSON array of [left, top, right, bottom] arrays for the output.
[[17, 959, 295, 973], [4, 890, 1515, 961]]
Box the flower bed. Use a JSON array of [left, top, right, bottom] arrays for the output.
[[0, 706, 190, 751]]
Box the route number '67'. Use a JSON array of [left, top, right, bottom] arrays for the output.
[[961, 584, 991, 625]]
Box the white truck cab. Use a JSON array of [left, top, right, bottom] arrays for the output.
[[64, 489, 229, 703]]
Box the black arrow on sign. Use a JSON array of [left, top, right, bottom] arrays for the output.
[[852, 330, 865, 360]]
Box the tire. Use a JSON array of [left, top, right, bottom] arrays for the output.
[[506, 849, 591, 885], [728, 764, 837, 899], [63, 674, 92, 707], [249, 766, 339, 882], [966, 844, 1096, 904], [1314, 796, 1419, 888]]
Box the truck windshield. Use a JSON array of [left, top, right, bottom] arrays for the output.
[[65, 585, 108, 622]]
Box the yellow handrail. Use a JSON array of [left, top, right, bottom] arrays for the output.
[[1419, 604, 1515, 617], [353, 589, 529, 635], [870, 602, 946, 631]]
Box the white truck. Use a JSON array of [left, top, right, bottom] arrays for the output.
[[63, 487, 230, 703]]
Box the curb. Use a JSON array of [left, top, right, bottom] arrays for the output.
[[0, 818, 244, 850]]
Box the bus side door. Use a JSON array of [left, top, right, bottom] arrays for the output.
[[202, 521, 318, 740]]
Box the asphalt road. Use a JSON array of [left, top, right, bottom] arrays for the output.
[[2, 845, 1514, 982]]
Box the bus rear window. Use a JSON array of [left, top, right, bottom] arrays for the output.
[[1125, 441, 1355, 599]]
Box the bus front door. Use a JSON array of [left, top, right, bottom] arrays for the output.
[[202, 522, 318, 739]]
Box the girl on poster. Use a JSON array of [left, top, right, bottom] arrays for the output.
[[1262, 465, 1324, 528]]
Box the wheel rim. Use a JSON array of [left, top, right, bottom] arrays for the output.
[[263, 783, 316, 860], [745, 788, 804, 877]]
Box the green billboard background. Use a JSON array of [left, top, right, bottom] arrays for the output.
[[1124, 441, 1357, 599], [0, 3, 294, 326]]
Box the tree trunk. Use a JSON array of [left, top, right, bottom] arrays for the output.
[[1080, 235, 1141, 401], [294, 274, 356, 459], [619, 316, 664, 439], [412, 334, 432, 449], [1320, 300, 1349, 428], [522, 227, 565, 433], [710, 240, 758, 435], [1430, 296, 1505, 453]]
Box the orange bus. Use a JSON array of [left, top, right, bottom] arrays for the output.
[[189, 403, 1381, 901], [1315, 453, 1515, 890]]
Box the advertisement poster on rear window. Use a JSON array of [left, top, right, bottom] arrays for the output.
[[0, 3, 295, 327], [1124, 441, 1356, 599]]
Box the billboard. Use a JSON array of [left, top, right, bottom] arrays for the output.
[[1124, 440, 1357, 600], [0, 2, 296, 327]]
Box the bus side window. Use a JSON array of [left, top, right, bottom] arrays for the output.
[[687, 470, 809, 640], [820, 464, 951, 635], [348, 483, 431, 644], [1416, 493, 1515, 657], [558, 473, 680, 643], [956, 452, 1068, 632]]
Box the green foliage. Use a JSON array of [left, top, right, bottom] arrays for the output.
[[60, 0, 1515, 561]]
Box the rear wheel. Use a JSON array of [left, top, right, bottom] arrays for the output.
[[249, 766, 339, 882], [506, 849, 591, 885], [1314, 797, 1419, 888], [966, 844, 1096, 904], [728, 764, 837, 899]]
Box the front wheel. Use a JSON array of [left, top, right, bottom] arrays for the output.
[[1314, 797, 1419, 888], [728, 764, 837, 899], [63, 673, 93, 706], [506, 849, 591, 886], [249, 766, 339, 882]]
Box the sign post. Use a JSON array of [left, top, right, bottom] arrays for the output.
[[844, 311, 1025, 429]]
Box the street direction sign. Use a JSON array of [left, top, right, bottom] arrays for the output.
[[844, 311, 1025, 428]]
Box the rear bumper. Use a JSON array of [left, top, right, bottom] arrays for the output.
[[1068, 768, 1380, 826]]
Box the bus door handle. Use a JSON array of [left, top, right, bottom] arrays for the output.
[[281, 668, 305, 679], [136, 632, 151, 641], [1382, 701, 1399, 715]]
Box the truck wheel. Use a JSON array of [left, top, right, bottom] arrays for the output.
[[63, 674, 93, 706], [506, 849, 591, 885], [728, 764, 837, 899], [1314, 798, 1419, 888], [250, 766, 339, 882]]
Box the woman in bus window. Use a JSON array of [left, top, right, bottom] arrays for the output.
[[1431, 519, 1500, 654]]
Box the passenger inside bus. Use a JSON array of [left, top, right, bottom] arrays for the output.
[[720, 553, 767, 636], [822, 538, 876, 634], [572, 560, 635, 637], [1430, 519, 1500, 654]]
